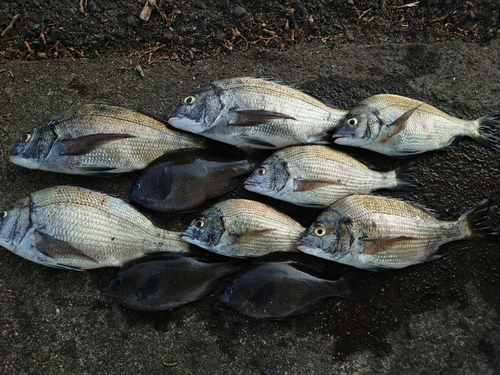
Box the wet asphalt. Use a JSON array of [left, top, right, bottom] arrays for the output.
[[0, 40, 499, 374]]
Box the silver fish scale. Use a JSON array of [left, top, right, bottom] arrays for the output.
[[28, 186, 189, 268], [210, 78, 348, 144], [363, 95, 476, 152], [51, 106, 207, 170], [332, 195, 469, 267], [216, 199, 305, 256], [277, 146, 397, 203]]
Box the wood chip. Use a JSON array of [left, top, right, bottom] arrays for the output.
[[140, 0, 157, 22]]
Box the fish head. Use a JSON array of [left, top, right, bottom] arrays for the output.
[[9, 123, 58, 169], [104, 274, 137, 301], [130, 163, 173, 210], [168, 84, 224, 134], [0, 196, 32, 252], [244, 155, 289, 196], [333, 104, 382, 147], [182, 206, 225, 250], [219, 277, 258, 317], [296, 207, 353, 262]]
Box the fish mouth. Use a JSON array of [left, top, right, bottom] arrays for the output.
[[243, 181, 258, 191], [295, 240, 309, 251]]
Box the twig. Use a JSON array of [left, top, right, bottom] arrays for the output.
[[140, 0, 158, 22], [79, 0, 88, 14], [430, 14, 449, 23], [1, 14, 20, 37], [396, 1, 419, 8], [358, 8, 372, 20]]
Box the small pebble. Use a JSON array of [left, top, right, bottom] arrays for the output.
[[233, 6, 246, 17]]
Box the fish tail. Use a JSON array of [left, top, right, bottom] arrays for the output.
[[475, 111, 500, 152], [460, 199, 500, 241], [389, 160, 421, 193], [332, 272, 365, 301]]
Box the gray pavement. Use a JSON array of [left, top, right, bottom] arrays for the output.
[[0, 40, 499, 374]]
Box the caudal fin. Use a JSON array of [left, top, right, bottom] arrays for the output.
[[332, 272, 365, 301], [390, 160, 421, 193], [460, 199, 500, 241], [475, 111, 500, 152]]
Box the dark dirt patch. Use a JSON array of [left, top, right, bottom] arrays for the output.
[[1, 1, 499, 64]]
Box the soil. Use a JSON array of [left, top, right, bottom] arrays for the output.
[[0, 1, 500, 375], [0, 0, 499, 64]]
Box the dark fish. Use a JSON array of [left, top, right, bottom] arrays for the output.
[[130, 149, 260, 213], [219, 252, 364, 319], [9, 104, 208, 175], [104, 252, 246, 311]]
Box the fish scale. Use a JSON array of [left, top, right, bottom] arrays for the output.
[[10, 104, 208, 175], [182, 199, 305, 258], [297, 195, 496, 270], [168, 77, 348, 153], [245, 145, 415, 208], [0, 186, 190, 270], [333, 94, 500, 156]]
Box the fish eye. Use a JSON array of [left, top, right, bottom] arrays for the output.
[[194, 218, 205, 228], [184, 96, 196, 105], [112, 279, 121, 287], [347, 118, 358, 127], [256, 167, 267, 176], [0, 211, 7, 220], [226, 286, 234, 295], [134, 182, 141, 191], [313, 225, 327, 237], [21, 133, 32, 143]]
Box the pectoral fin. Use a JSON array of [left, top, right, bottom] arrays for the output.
[[361, 236, 416, 255], [294, 179, 343, 192], [134, 273, 161, 301], [34, 231, 98, 263], [248, 281, 275, 308], [388, 105, 421, 139], [61, 134, 136, 155], [156, 166, 173, 200], [232, 110, 297, 126]]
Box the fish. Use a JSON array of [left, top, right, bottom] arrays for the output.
[[244, 145, 419, 208], [168, 77, 348, 154], [104, 252, 247, 311], [181, 199, 305, 258], [219, 252, 364, 319], [332, 94, 500, 156], [130, 149, 260, 213], [9, 104, 208, 176], [296, 195, 499, 270], [0, 186, 191, 270]]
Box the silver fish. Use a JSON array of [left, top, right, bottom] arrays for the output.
[[244, 145, 419, 208], [9, 104, 208, 176], [0, 186, 190, 270], [297, 195, 498, 270], [333, 94, 500, 156], [168, 77, 348, 154], [182, 199, 305, 258]]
